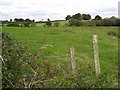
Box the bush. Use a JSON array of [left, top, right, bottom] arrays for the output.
[[116, 19, 120, 26], [24, 22, 31, 27], [83, 20, 96, 26], [92, 17, 120, 26], [68, 19, 82, 26], [95, 20, 102, 26], [101, 19, 112, 26], [2, 33, 26, 88], [46, 19, 52, 26], [2, 33, 50, 88], [7, 23, 20, 27], [2, 33, 62, 88]]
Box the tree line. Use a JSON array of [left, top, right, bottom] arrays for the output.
[[65, 13, 92, 20], [2, 13, 120, 27], [65, 13, 120, 26], [10, 18, 35, 22], [3, 18, 35, 27]]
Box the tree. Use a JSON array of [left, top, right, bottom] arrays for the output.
[[110, 16, 117, 26], [25, 18, 31, 22], [14, 18, 19, 22], [18, 18, 24, 22], [46, 18, 52, 26], [82, 14, 91, 20], [14, 18, 24, 22], [65, 15, 72, 20], [32, 19, 35, 22], [116, 19, 120, 26], [95, 20, 102, 26], [101, 18, 112, 26], [10, 19, 12, 22], [72, 13, 81, 20], [94, 15, 102, 20]]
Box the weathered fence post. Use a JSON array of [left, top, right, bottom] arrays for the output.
[[0, 20, 2, 90], [70, 46, 76, 74], [93, 35, 100, 77]]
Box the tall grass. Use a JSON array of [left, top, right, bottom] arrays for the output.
[[2, 26, 118, 88]]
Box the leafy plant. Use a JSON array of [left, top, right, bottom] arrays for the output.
[[2, 32, 26, 88]]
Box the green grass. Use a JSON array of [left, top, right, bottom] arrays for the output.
[[3, 26, 118, 88], [35, 20, 68, 27]]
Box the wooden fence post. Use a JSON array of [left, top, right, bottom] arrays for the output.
[[70, 46, 76, 74], [0, 20, 2, 90], [93, 35, 100, 77]]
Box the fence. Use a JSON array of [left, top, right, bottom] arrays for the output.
[[1, 35, 118, 77], [38, 35, 118, 77], [68, 35, 101, 76]]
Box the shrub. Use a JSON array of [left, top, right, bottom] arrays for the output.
[[24, 22, 31, 27], [95, 20, 102, 26], [7, 23, 20, 27], [2, 33, 26, 88], [46, 19, 52, 26], [116, 19, 120, 26], [2, 33, 59, 88], [68, 19, 82, 26], [83, 20, 96, 26], [43, 24, 46, 27]]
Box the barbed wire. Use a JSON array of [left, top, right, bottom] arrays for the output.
[[100, 59, 118, 62], [0, 48, 118, 62], [99, 49, 118, 52], [42, 54, 118, 59]]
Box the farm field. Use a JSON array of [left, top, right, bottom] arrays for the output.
[[2, 26, 118, 88]]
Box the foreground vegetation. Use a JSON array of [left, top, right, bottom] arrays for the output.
[[2, 26, 118, 88]]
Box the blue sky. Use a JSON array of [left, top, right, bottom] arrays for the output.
[[0, 0, 119, 21]]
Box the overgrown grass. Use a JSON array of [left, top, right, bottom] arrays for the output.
[[3, 26, 118, 88]]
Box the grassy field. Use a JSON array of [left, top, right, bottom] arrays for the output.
[[3, 26, 118, 88], [36, 20, 68, 27]]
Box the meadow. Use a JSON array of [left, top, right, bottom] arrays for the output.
[[2, 26, 118, 88]]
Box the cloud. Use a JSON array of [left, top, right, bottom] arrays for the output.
[[0, 2, 12, 6], [0, 0, 119, 21]]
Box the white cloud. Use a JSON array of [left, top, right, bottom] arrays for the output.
[[0, 0, 119, 21]]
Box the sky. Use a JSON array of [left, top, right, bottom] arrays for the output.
[[0, 0, 120, 21]]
